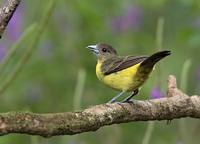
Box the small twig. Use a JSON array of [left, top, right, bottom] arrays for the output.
[[73, 69, 86, 110], [0, 75, 198, 137], [142, 121, 155, 144], [0, 0, 21, 38]]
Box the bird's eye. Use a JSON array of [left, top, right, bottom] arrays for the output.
[[102, 48, 107, 53]]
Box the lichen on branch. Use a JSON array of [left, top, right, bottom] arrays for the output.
[[0, 0, 21, 38], [0, 75, 199, 137]]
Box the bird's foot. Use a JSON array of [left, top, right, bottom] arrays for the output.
[[121, 99, 132, 103], [107, 99, 116, 104], [121, 89, 139, 103], [107, 91, 125, 104], [121, 98, 138, 103]]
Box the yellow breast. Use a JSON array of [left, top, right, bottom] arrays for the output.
[[96, 61, 144, 92]]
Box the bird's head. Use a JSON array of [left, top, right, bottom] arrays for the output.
[[87, 43, 117, 61]]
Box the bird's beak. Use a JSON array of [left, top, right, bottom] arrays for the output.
[[87, 45, 99, 55]]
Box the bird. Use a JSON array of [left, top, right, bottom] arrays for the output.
[[87, 43, 171, 103]]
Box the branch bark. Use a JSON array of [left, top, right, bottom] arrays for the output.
[[0, 75, 199, 137], [0, 0, 21, 38]]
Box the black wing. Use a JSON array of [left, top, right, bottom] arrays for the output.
[[102, 55, 148, 75]]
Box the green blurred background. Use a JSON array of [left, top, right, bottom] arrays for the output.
[[0, 0, 200, 143]]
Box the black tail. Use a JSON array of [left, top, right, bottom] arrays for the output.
[[140, 50, 171, 68]]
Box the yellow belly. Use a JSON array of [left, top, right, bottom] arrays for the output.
[[96, 61, 150, 92]]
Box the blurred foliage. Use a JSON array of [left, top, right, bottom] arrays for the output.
[[0, 0, 200, 143]]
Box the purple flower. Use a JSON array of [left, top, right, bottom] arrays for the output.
[[6, 4, 23, 41], [150, 86, 164, 99], [110, 5, 143, 33]]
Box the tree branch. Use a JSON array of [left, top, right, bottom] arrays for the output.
[[0, 0, 21, 38], [0, 75, 199, 137]]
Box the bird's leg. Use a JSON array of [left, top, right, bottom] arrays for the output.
[[121, 89, 139, 103], [107, 91, 125, 103]]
